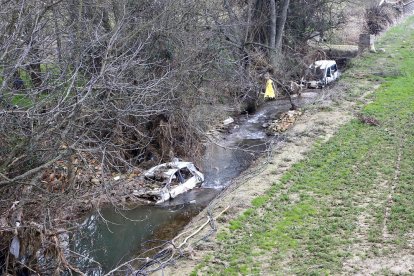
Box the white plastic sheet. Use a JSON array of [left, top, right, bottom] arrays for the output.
[[10, 236, 20, 258]]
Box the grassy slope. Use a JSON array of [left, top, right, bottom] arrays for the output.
[[194, 16, 414, 275]]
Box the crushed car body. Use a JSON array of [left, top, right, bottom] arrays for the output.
[[304, 60, 339, 88], [134, 161, 204, 204]]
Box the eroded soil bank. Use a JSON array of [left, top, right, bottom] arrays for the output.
[[163, 16, 414, 275]]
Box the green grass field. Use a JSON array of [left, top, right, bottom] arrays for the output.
[[193, 16, 414, 275]]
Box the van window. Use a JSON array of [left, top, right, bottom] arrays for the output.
[[312, 67, 324, 79], [331, 64, 337, 72]]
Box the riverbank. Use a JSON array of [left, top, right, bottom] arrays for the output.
[[165, 16, 414, 275]]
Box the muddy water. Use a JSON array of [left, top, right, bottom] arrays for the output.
[[72, 93, 318, 274]]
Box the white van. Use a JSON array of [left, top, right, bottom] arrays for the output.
[[304, 60, 339, 88]]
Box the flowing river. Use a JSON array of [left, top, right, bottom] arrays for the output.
[[71, 92, 320, 274]]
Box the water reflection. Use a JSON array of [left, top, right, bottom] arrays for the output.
[[72, 203, 202, 273]]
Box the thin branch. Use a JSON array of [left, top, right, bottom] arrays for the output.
[[0, 150, 68, 187]]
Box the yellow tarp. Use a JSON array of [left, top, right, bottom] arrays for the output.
[[264, 79, 276, 99]]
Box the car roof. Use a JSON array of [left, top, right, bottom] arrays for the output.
[[144, 161, 196, 178], [311, 60, 336, 69]]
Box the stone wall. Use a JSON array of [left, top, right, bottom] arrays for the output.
[[359, 34, 376, 53]]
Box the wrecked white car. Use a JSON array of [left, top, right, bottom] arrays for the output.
[[304, 60, 339, 88], [134, 161, 204, 204]]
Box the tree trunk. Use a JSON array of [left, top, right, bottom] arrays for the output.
[[69, 0, 82, 67], [53, 7, 63, 65], [111, 0, 122, 24], [269, 0, 277, 67], [102, 9, 112, 33], [275, 0, 290, 52], [25, 13, 43, 88], [29, 63, 42, 88], [269, 0, 277, 50]]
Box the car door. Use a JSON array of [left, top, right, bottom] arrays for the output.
[[325, 67, 333, 84], [330, 64, 338, 82]]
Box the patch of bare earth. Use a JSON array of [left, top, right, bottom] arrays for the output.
[[345, 254, 414, 275]]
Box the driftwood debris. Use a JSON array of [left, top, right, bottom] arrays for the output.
[[266, 110, 303, 134]]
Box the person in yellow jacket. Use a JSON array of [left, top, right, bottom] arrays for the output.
[[264, 74, 276, 99]]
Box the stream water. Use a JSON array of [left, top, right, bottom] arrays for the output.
[[71, 92, 319, 274]]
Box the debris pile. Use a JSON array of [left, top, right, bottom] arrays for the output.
[[365, 3, 401, 35], [266, 110, 303, 134]]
